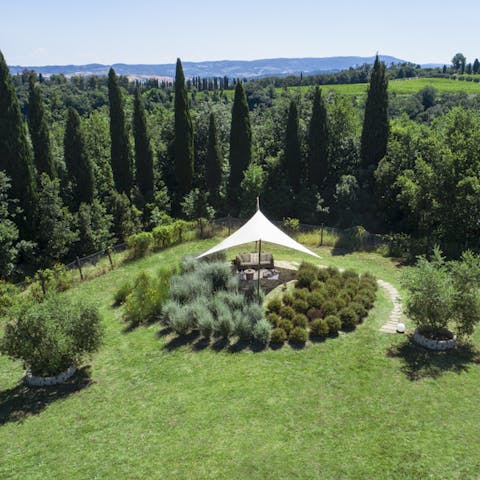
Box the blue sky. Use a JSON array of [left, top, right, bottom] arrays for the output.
[[1, 0, 478, 66]]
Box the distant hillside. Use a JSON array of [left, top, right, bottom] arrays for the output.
[[9, 55, 408, 79]]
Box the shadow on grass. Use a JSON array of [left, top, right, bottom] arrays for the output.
[[387, 336, 480, 381], [0, 367, 92, 426], [163, 330, 200, 351]]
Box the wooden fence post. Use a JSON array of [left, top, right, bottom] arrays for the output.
[[320, 223, 324, 246], [76, 257, 84, 281], [106, 248, 113, 268]]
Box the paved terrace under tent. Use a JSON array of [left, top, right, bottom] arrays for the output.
[[197, 207, 320, 292]]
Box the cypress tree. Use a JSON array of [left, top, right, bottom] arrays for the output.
[[473, 58, 480, 74], [360, 55, 389, 191], [284, 100, 302, 193], [228, 81, 251, 208], [28, 75, 56, 178], [307, 86, 329, 189], [108, 67, 133, 195], [0, 50, 37, 238], [64, 108, 95, 209], [174, 58, 194, 199], [205, 112, 223, 206], [133, 86, 154, 200]]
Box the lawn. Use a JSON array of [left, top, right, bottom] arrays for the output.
[[1, 238, 480, 479]]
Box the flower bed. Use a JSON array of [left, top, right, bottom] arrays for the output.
[[266, 262, 377, 346]]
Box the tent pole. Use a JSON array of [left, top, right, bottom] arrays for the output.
[[257, 238, 261, 297]]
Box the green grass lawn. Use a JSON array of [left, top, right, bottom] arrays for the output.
[[1, 239, 480, 479]]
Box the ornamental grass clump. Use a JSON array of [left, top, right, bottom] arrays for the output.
[[253, 319, 272, 345], [1, 295, 104, 377]]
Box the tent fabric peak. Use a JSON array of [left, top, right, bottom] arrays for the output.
[[197, 209, 320, 259]]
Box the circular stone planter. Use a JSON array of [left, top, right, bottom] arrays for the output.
[[413, 329, 456, 351], [24, 365, 77, 387]]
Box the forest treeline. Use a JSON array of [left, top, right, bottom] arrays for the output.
[[1, 51, 480, 280]]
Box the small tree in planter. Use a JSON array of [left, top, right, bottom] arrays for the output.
[[1, 295, 104, 380], [403, 248, 480, 343]]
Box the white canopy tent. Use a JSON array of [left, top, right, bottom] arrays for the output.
[[197, 209, 320, 259]]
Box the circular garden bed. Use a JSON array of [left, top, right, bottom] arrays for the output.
[[265, 262, 378, 346]]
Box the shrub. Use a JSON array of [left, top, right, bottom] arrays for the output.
[[127, 231, 153, 259], [253, 319, 272, 345], [317, 269, 330, 282], [270, 328, 287, 344], [279, 319, 293, 335], [342, 269, 358, 281], [266, 297, 282, 314], [114, 281, 133, 306], [198, 261, 232, 291], [279, 305, 295, 320], [282, 292, 294, 306], [307, 307, 322, 321], [296, 269, 317, 289], [326, 266, 340, 278], [170, 272, 212, 303], [351, 302, 367, 320], [325, 315, 341, 334], [355, 292, 375, 310], [292, 288, 309, 300], [123, 269, 173, 326], [152, 224, 173, 249], [0, 282, 20, 318], [339, 307, 358, 330], [306, 291, 324, 308], [234, 313, 254, 341], [322, 300, 337, 317], [292, 299, 309, 314], [310, 318, 329, 338], [293, 313, 308, 328], [267, 312, 281, 327], [216, 290, 245, 311], [214, 301, 234, 338], [163, 301, 192, 335], [289, 326, 308, 344], [1, 295, 103, 377], [310, 279, 323, 290], [243, 302, 264, 325], [326, 283, 340, 297], [334, 297, 347, 311], [197, 307, 215, 338]]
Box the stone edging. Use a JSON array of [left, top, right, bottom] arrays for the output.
[[24, 365, 77, 387], [413, 330, 456, 351]]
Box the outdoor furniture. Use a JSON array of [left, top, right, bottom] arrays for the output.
[[234, 252, 274, 270], [245, 269, 255, 281]]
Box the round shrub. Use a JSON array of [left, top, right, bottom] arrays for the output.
[[339, 307, 358, 330], [293, 299, 309, 314], [355, 291, 375, 309], [326, 266, 340, 278], [253, 319, 272, 345], [310, 279, 323, 290], [325, 315, 341, 334], [307, 291, 324, 309], [293, 288, 309, 301], [279, 305, 295, 320], [322, 300, 337, 317], [293, 313, 308, 328], [279, 319, 293, 335], [326, 283, 340, 297], [317, 269, 330, 282], [270, 328, 287, 344], [296, 269, 317, 289], [289, 326, 308, 344], [342, 269, 358, 281], [127, 231, 153, 259], [266, 297, 282, 314], [310, 318, 329, 338], [165, 303, 192, 335], [307, 307, 322, 321], [335, 297, 346, 311], [283, 292, 294, 306], [1, 296, 104, 377], [267, 312, 281, 327], [351, 302, 367, 321]]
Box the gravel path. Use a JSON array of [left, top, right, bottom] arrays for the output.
[[377, 279, 404, 333]]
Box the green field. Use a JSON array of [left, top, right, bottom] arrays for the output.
[[2, 239, 480, 479], [219, 77, 480, 99]]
